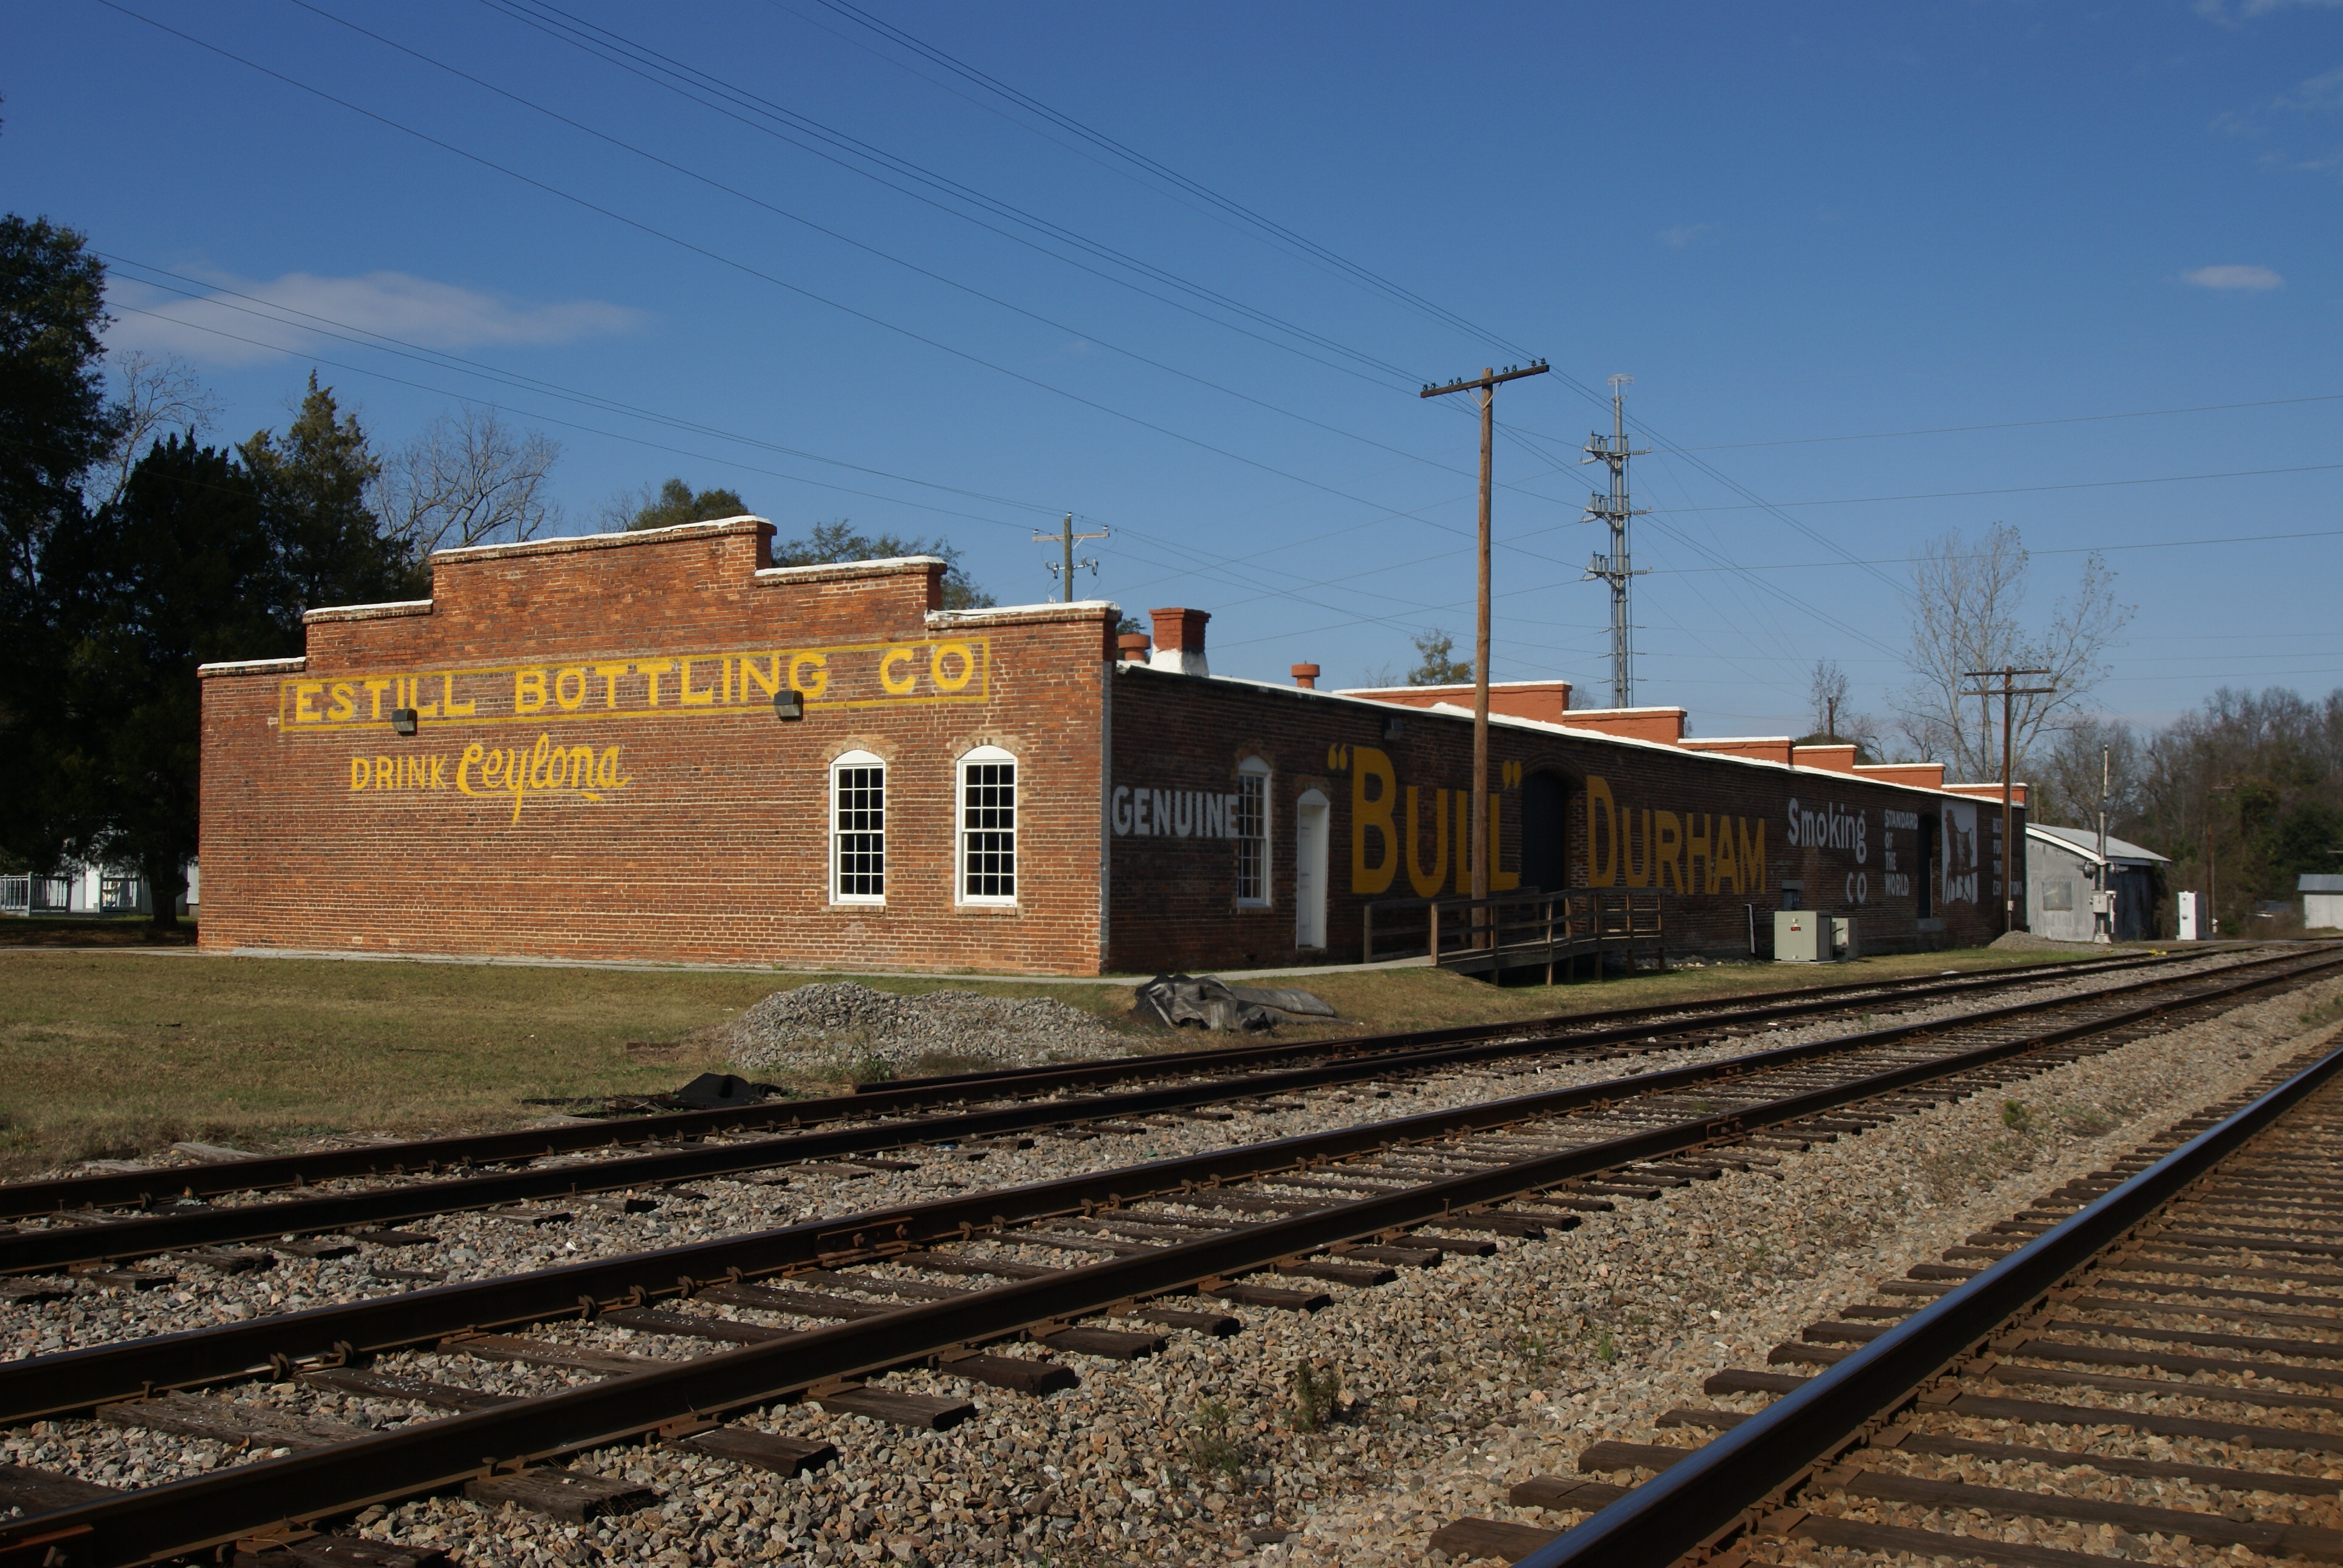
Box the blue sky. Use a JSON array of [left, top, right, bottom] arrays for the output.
[[7, 0, 2341, 745]]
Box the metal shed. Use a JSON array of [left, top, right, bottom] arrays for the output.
[[2025, 824, 2169, 942], [2302, 875, 2343, 931]]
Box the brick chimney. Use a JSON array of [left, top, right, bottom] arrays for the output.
[[1291, 663, 1320, 690], [1148, 607, 1210, 678]]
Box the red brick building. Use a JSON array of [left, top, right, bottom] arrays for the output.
[[198, 518, 2022, 975]]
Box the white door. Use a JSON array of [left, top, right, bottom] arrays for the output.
[[1295, 790, 1329, 949]]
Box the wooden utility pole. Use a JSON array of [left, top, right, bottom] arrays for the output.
[[1032, 513, 1109, 602], [1960, 667, 2053, 933], [2206, 779, 2237, 941], [1421, 360, 1548, 905]]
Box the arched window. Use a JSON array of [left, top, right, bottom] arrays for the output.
[[830, 750, 885, 903], [958, 745, 1017, 904], [1234, 756, 1271, 906]]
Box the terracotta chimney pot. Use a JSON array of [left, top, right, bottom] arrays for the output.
[[1116, 632, 1152, 660], [1291, 663, 1320, 690], [1147, 607, 1210, 678]]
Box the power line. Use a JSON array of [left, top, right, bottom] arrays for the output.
[[465, 0, 1427, 392], [99, 256, 1605, 634], [1537, 390, 2343, 454], [801, 0, 1541, 364], [1648, 462, 2343, 513], [1628, 526, 2343, 572], [123, 0, 2282, 697], [290, 0, 1491, 483], [103, 255, 1062, 526]]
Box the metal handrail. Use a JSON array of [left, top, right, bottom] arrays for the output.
[[1366, 889, 1665, 973], [1523, 1025, 2343, 1568]]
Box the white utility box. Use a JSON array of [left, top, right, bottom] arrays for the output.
[[2178, 890, 2200, 942], [1774, 910, 1827, 962]]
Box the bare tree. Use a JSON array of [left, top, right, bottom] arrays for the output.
[[1809, 658, 1850, 739], [378, 407, 560, 554], [1893, 521, 2131, 780], [1800, 657, 1883, 757], [98, 353, 223, 506], [2031, 716, 2143, 831]]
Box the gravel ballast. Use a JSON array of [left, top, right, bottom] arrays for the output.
[[1, 953, 2264, 1363], [1, 951, 2330, 1568]]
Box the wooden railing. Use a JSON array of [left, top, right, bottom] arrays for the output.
[[1362, 889, 1666, 979]]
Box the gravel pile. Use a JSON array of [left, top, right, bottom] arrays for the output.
[[714, 982, 1139, 1077]]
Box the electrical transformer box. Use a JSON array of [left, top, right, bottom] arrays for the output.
[[1774, 910, 1827, 962]]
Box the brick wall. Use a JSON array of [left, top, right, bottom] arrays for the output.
[[1106, 669, 2016, 972], [198, 520, 1119, 975], [198, 526, 2019, 977]]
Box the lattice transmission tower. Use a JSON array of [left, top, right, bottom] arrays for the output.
[[1581, 374, 1650, 708]]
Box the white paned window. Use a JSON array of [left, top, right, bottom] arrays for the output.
[[830, 751, 885, 903], [958, 745, 1017, 904], [1234, 757, 1271, 906]]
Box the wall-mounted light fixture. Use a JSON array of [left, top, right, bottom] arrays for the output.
[[773, 690, 804, 722], [390, 708, 419, 737]]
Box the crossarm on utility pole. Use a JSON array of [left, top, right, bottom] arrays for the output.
[[1421, 361, 1549, 909], [1032, 513, 1109, 604], [1961, 667, 2054, 933]]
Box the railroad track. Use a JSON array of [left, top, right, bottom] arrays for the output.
[[0, 947, 2336, 1567], [0, 950, 2249, 1277], [1433, 1000, 2343, 1567], [0, 950, 2186, 1224]]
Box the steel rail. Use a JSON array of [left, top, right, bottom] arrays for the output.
[[868, 950, 2174, 1095], [1518, 1010, 2343, 1567], [0, 952, 2271, 1275], [0, 950, 2181, 1220], [0, 951, 2328, 1425], [4, 952, 2325, 1567]]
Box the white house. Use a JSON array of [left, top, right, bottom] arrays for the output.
[[0, 860, 197, 918], [2303, 875, 2343, 931]]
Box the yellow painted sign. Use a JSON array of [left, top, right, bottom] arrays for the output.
[[1347, 745, 1518, 897], [346, 733, 634, 823], [280, 636, 990, 735], [1585, 775, 1768, 893]]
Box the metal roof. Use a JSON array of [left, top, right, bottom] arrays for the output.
[[2025, 823, 2171, 866], [2299, 875, 2343, 893]]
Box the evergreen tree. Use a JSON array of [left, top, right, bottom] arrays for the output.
[[1405, 628, 1473, 686], [621, 478, 750, 531], [0, 215, 116, 874], [770, 518, 995, 610], [241, 374, 421, 615], [41, 436, 284, 926], [0, 215, 113, 619]]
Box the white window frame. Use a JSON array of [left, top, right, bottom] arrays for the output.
[[829, 750, 886, 906], [1234, 756, 1272, 907], [956, 745, 1018, 907]]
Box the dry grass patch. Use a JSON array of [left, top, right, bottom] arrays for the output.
[[0, 944, 2097, 1178]]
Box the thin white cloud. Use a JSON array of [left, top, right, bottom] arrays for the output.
[[2277, 63, 2343, 111], [2183, 263, 2286, 290], [1656, 222, 1715, 249], [2196, 0, 2343, 21], [105, 270, 646, 366]]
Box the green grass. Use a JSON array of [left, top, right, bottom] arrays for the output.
[[0, 942, 2101, 1179]]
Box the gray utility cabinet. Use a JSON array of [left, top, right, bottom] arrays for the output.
[[1774, 909, 1826, 961], [1774, 910, 1856, 962]]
